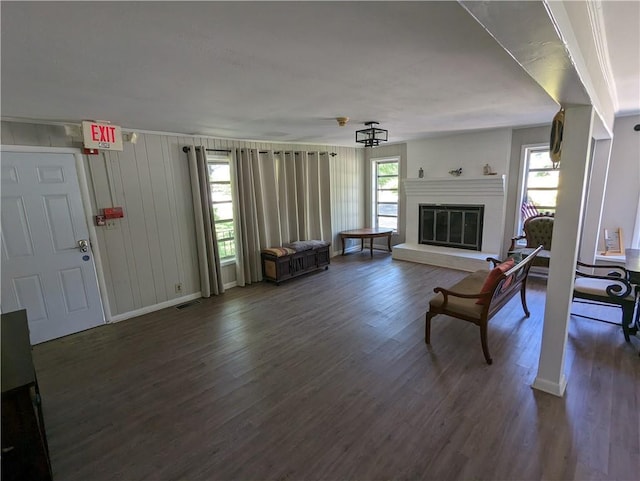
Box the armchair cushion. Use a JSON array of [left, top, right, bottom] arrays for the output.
[[574, 278, 635, 302]]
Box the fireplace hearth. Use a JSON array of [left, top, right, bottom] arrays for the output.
[[419, 204, 484, 251]]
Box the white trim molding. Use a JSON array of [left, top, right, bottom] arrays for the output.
[[532, 374, 568, 397], [586, 0, 619, 112], [1, 145, 80, 154], [110, 292, 203, 323], [404, 176, 505, 197]]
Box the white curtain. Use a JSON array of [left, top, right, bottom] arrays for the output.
[[232, 148, 332, 286], [187, 146, 224, 297], [233, 148, 262, 286], [279, 150, 332, 242]]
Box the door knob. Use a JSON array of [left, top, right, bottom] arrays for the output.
[[77, 239, 89, 253]]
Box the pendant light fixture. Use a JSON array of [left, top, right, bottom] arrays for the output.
[[355, 121, 388, 147]]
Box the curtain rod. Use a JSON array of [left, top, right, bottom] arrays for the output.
[[259, 150, 337, 157], [182, 146, 231, 153], [183, 146, 336, 157]]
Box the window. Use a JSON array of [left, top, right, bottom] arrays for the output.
[[521, 146, 559, 222], [207, 155, 236, 261], [373, 158, 399, 231]]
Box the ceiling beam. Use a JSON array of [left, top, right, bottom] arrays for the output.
[[458, 0, 614, 137]]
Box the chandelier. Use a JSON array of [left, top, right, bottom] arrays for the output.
[[355, 121, 388, 147]]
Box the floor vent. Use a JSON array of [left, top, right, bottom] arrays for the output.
[[175, 300, 201, 310]]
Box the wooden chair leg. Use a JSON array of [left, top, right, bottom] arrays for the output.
[[520, 284, 530, 318], [621, 303, 633, 342], [480, 323, 492, 365], [425, 311, 434, 344]]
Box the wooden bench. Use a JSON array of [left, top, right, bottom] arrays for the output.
[[261, 241, 331, 285], [425, 245, 543, 364]]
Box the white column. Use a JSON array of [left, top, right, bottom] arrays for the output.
[[532, 105, 595, 397]]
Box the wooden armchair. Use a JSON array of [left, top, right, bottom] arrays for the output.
[[509, 214, 554, 267], [572, 261, 636, 342]]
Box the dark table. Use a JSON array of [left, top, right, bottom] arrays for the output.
[[340, 227, 393, 258], [624, 249, 640, 340], [2, 310, 52, 481]]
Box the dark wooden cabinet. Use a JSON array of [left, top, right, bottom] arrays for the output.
[[1, 310, 52, 481]]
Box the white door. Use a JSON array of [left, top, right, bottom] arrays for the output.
[[1, 151, 104, 344]]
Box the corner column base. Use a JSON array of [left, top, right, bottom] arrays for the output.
[[531, 374, 567, 397]]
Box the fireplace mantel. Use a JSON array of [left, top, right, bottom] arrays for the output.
[[404, 176, 505, 196], [394, 175, 507, 271]]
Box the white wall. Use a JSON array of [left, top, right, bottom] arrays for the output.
[[1, 121, 364, 318], [405, 128, 512, 255], [406, 128, 512, 179], [600, 114, 640, 250]]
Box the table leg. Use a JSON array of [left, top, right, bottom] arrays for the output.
[[341, 236, 345, 255], [370, 237, 374, 258], [387, 233, 392, 252], [360, 239, 364, 251], [631, 286, 640, 334]]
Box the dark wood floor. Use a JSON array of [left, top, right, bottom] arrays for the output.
[[33, 253, 639, 481]]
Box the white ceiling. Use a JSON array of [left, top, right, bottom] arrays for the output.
[[600, 0, 640, 115], [1, 1, 638, 147]]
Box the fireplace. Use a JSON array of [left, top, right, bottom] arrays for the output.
[[419, 204, 484, 251], [394, 177, 504, 271]]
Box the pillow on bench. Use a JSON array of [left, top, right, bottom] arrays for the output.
[[476, 258, 515, 305], [284, 240, 331, 252], [261, 247, 296, 257]]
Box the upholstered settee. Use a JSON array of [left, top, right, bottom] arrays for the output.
[[509, 214, 554, 267], [426, 245, 543, 364], [261, 240, 330, 285]]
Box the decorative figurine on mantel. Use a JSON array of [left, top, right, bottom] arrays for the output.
[[483, 163, 497, 175], [449, 168, 462, 176]]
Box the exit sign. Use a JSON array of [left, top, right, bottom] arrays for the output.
[[82, 121, 123, 151]]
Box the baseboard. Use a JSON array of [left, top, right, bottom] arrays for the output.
[[109, 292, 203, 323], [224, 281, 237, 290], [531, 374, 567, 397]]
